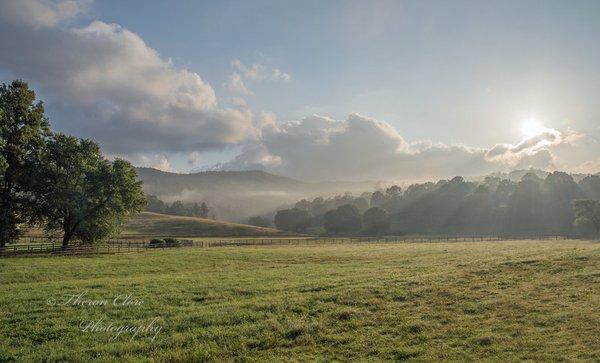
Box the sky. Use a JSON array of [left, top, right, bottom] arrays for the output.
[[0, 0, 599, 181]]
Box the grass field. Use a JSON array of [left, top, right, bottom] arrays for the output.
[[120, 212, 281, 237], [1, 239, 598, 361]]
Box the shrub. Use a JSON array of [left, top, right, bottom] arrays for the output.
[[163, 238, 181, 247], [148, 238, 164, 248]]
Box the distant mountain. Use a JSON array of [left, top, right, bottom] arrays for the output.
[[135, 168, 379, 222]]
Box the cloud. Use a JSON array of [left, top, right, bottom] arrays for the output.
[[220, 113, 501, 181], [224, 59, 290, 95], [231, 59, 291, 82], [484, 126, 575, 170], [227, 96, 248, 108], [223, 73, 252, 95], [513, 149, 557, 170], [1, 0, 91, 28], [0, 0, 255, 157], [1, 1, 593, 181], [220, 113, 595, 181]]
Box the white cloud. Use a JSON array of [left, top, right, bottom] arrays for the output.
[[221, 113, 498, 181], [0, 0, 255, 158], [219, 113, 595, 181], [224, 59, 291, 95], [484, 126, 576, 169], [231, 59, 291, 82], [227, 97, 248, 108], [223, 73, 252, 95], [1, 0, 91, 28]]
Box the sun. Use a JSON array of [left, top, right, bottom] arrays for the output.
[[521, 119, 547, 138]]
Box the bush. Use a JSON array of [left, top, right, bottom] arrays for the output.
[[163, 238, 181, 247], [148, 238, 164, 248]]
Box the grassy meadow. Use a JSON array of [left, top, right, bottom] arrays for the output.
[[1, 239, 599, 361], [121, 212, 281, 237]]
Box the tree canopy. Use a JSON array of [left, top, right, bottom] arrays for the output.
[[0, 80, 50, 246], [276, 170, 600, 236], [274, 208, 310, 232], [324, 204, 362, 234], [145, 195, 212, 218], [35, 134, 145, 246], [1, 80, 147, 246]]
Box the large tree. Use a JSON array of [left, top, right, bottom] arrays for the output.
[[0, 80, 50, 247], [324, 204, 362, 234], [36, 134, 145, 247]]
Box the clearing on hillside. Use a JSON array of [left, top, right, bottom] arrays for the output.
[[121, 212, 281, 237]]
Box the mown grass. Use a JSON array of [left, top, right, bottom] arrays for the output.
[[0, 240, 598, 362]]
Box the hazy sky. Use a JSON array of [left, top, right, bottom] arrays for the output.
[[1, 0, 599, 181]]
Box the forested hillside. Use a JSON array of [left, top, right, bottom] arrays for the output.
[[273, 172, 600, 236]]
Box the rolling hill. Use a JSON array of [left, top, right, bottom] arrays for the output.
[[135, 168, 380, 222], [121, 212, 282, 237]]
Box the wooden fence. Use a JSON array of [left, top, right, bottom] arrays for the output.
[[0, 234, 578, 258]]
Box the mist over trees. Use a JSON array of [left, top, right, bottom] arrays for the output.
[[274, 171, 600, 236], [573, 199, 600, 234], [135, 167, 378, 222], [362, 207, 390, 235]]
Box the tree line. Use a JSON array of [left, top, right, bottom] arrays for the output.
[[0, 80, 145, 248], [271, 173, 600, 236], [145, 195, 215, 219]]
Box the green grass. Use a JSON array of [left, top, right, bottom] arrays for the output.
[[0, 240, 598, 361], [120, 212, 281, 237]]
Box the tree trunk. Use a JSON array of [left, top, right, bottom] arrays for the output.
[[62, 233, 71, 249], [62, 216, 74, 249]]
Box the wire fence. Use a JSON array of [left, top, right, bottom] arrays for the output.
[[0, 234, 581, 258]]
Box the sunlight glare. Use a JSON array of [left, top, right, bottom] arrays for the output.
[[521, 119, 546, 138]]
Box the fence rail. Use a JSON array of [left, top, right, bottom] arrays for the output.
[[0, 234, 580, 258]]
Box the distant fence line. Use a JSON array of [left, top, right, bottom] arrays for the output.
[[0, 234, 580, 258]]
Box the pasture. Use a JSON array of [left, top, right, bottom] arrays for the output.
[[0, 239, 598, 361]]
